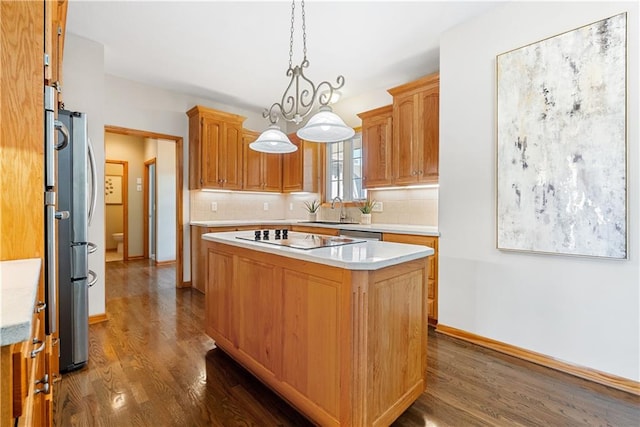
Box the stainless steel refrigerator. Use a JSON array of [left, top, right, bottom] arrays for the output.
[[45, 87, 97, 373]]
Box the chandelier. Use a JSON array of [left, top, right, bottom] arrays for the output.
[[250, 0, 355, 154]]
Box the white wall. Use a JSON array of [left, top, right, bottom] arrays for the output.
[[62, 35, 106, 316], [439, 2, 639, 381], [156, 139, 176, 262]]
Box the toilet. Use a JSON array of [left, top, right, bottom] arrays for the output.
[[112, 232, 124, 254]]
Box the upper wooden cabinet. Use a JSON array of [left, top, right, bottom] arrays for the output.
[[187, 106, 245, 190], [358, 105, 393, 189], [388, 73, 439, 185], [45, 0, 68, 102], [281, 133, 321, 193], [242, 130, 282, 192]]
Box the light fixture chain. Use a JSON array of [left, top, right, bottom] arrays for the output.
[[289, 0, 295, 69], [301, 0, 307, 61]]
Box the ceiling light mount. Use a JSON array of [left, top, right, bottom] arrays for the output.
[[253, 0, 354, 152]]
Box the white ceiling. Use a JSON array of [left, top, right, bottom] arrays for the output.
[[66, 1, 502, 114]]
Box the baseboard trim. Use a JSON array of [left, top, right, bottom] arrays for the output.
[[127, 255, 145, 261], [155, 259, 176, 266], [436, 324, 640, 396], [89, 313, 108, 324], [178, 281, 191, 288]]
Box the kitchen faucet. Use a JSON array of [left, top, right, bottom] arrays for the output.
[[331, 196, 346, 222]]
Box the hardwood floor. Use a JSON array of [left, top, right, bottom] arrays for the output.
[[54, 260, 639, 426]]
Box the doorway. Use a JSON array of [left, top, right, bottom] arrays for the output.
[[105, 160, 128, 262], [104, 125, 185, 289]]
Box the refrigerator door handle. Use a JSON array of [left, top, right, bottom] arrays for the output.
[[87, 138, 97, 226], [87, 270, 97, 287], [55, 119, 69, 150], [87, 242, 97, 254], [46, 204, 57, 335]]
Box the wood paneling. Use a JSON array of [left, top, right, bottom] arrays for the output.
[[205, 247, 234, 340], [282, 134, 321, 193]]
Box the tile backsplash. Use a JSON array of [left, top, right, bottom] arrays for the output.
[[190, 187, 438, 226]]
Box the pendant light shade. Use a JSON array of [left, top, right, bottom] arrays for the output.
[[250, 125, 298, 153], [296, 106, 355, 143]]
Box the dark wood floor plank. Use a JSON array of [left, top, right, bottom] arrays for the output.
[[53, 260, 640, 426]]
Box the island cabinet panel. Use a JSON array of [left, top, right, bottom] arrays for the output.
[[235, 257, 282, 374], [281, 269, 345, 420], [367, 268, 425, 425], [205, 248, 234, 341], [203, 240, 429, 426]]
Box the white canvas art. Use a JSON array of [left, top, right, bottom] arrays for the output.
[[497, 13, 627, 258]]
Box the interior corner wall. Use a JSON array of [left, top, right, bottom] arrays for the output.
[[62, 34, 105, 316], [438, 2, 639, 381]]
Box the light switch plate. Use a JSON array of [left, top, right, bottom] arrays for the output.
[[372, 201, 383, 212], [136, 184, 142, 192]]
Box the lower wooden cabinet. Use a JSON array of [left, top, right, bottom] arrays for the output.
[[382, 233, 438, 324]]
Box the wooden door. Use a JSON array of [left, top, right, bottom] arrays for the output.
[[418, 89, 439, 183], [359, 106, 393, 188], [393, 95, 419, 185], [201, 117, 223, 188]]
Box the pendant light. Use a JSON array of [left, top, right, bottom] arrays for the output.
[[252, 0, 352, 153], [249, 125, 297, 153]]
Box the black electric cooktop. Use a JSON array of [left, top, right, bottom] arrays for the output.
[[235, 230, 365, 250]]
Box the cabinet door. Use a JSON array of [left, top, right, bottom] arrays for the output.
[[262, 152, 282, 192], [235, 257, 282, 374], [418, 90, 439, 183], [205, 247, 234, 340], [282, 135, 303, 192], [362, 109, 393, 188], [220, 124, 243, 190], [201, 117, 223, 188], [243, 132, 264, 191], [393, 95, 419, 185]]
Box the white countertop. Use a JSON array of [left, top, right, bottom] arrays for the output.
[[191, 219, 439, 237], [203, 231, 434, 271], [1, 258, 41, 346]]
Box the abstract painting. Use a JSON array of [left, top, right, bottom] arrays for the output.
[[105, 175, 123, 205], [496, 13, 627, 259]]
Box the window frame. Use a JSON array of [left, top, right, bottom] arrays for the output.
[[324, 131, 366, 204]]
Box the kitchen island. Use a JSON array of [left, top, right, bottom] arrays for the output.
[[202, 230, 434, 426]]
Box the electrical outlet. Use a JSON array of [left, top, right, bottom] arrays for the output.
[[263, 202, 269, 211], [372, 201, 383, 212], [211, 202, 218, 212]]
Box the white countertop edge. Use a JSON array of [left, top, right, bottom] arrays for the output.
[[202, 232, 434, 271], [191, 220, 440, 237], [1, 258, 42, 346]]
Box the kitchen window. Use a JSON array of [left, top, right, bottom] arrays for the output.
[[325, 132, 366, 202]]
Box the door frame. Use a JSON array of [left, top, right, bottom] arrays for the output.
[[105, 159, 129, 261], [104, 125, 185, 288], [143, 158, 157, 260]]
